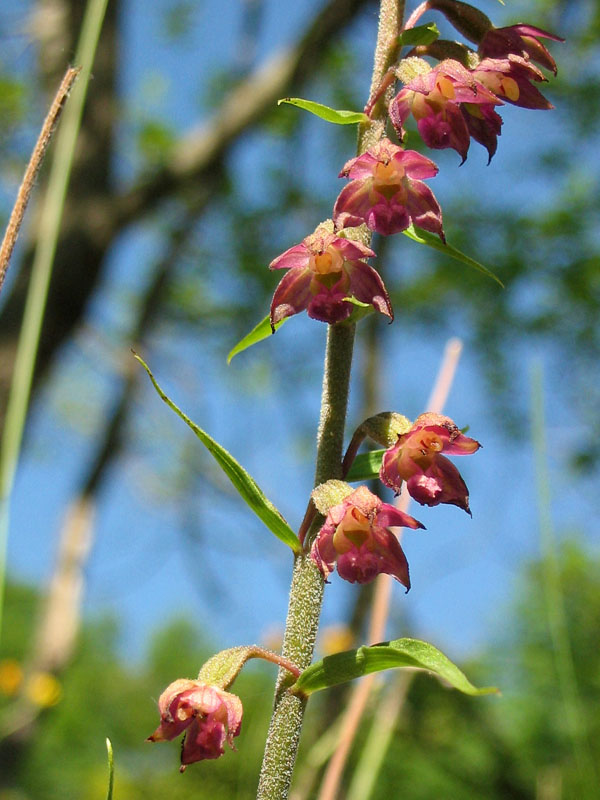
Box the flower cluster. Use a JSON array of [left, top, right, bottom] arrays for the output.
[[389, 15, 562, 164], [310, 414, 481, 588], [268, 3, 561, 327]]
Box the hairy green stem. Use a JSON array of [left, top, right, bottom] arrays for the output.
[[256, 325, 354, 800], [256, 2, 403, 797]]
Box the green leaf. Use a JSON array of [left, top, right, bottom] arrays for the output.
[[293, 638, 499, 696], [345, 449, 386, 482], [399, 22, 440, 47], [134, 353, 301, 554], [227, 315, 286, 364], [403, 224, 504, 287], [105, 739, 114, 800], [278, 97, 368, 125]]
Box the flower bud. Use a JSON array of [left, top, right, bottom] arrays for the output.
[[147, 680, 243, 769]]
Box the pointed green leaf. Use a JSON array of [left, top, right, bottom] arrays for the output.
[[135, 354, 301, 554], [345, 449, 386, 482], [278, 97, 368, 125], [403, 224, 504, 287], [227, 315, 286, 364], [399, 22, 440, 47], [293, 638, 498, 696]]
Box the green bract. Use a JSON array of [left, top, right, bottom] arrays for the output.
[[278, 97, 368, 125], [399, 22, 440, 47], [292, 638, 498, 696], [227, 315, 286, 363], [345, 449, 386, 482], [135, 354, 301, 554]]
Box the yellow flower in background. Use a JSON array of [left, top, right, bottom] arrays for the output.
[[25, 672, 62, 708], [319, 625, 355, 656]]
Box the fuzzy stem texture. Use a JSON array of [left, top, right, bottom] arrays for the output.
[[256, 2, 403, 797]]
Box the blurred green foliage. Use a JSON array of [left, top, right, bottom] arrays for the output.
[[0, 540, 597, 798]]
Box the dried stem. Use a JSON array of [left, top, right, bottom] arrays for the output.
[[0, 67, 80, 296]]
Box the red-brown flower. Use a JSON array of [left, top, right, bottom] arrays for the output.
[[333, 138, 444, 240], [380, 413, 481, 514], [311, 485, 424, 590], [270, 223, 392, 326], [147, 679, 242, 770], [389, 59, 502, 162]]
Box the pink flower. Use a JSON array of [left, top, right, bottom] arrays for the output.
[[147, 679, 243, 770], [311, 485, 425, 590], [389, 59, 502, 162], [472, 55, 554, 110], [270, 223, 392, 326], [333, 138, 444, 240], [478, 24, 564, 76], [380, 413, 481, 514]]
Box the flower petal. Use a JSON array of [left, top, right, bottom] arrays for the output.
[[339, 151, 380, 179], [376, 504, 425, 530], [403, 180, 445, 240], [346, 260, 393, 319], [270, 267, 312, 326], [393, 149, 439, 181], [269, 243, 309, 271]]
